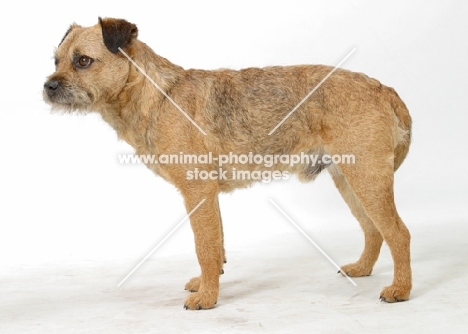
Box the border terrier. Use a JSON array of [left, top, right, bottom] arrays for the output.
[[44, 18, 412, 309]]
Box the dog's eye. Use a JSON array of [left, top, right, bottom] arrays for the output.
[[77, 56, 93, 68]]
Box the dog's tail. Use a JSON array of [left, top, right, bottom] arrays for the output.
[[389, 87, 412, 171]]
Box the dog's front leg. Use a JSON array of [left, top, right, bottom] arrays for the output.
[[182, 183, 222, 310]]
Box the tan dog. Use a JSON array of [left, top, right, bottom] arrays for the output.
[[44, 17, 412, 309]]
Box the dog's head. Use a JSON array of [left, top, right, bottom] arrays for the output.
[[43, 18, 138, 112]]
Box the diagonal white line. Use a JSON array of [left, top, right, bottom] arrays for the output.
[[118, 47, 207, 136], [269, 199, 357, 286], [268, 48, 356, 135], [117, 198, 206, 287]]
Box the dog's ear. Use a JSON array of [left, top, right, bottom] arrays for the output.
[[99, 17, 138, 54], [59, 23, 80, 47]]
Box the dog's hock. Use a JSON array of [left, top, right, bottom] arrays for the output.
[[99, 17, 138, 54]]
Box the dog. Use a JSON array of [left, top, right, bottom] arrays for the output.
[[44, 17, 412, 309]]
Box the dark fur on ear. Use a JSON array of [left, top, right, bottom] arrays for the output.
[[99, 17, 138, 54], [59, 23, 79, 46]]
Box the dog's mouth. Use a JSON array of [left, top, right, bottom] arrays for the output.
[[43, 79, 94, 112]]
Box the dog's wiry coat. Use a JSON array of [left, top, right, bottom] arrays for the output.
[[44, 18, 412, 309]]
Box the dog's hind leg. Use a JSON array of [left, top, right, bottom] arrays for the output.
[[334, 155, 411, 302], [329, 165, 383, 277], [323, 89, 412, 301]]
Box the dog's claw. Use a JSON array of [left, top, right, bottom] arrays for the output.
[[220, 269, 224, 275], [184, 305, 188, 310]]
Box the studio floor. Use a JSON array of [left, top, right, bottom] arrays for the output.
[[2, 222, 467, 333]]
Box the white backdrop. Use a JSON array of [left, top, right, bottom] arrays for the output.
[[1, 0, 467, 264]]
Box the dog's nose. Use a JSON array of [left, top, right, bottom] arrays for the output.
[[44, 80, 60, 92]]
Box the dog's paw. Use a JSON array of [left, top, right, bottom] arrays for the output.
[[184, 291, 217, 310], [379, 285, 410, 303], [339, 262, 372, 277], [184, 276, 201, 292], [185, 270, 224, 291]]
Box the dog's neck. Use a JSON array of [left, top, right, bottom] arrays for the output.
[[100, 40, 184, 151]]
